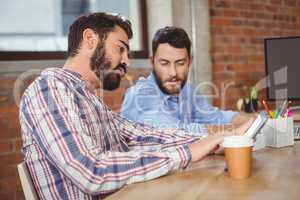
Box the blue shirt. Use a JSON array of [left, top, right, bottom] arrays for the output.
[[121, 73, 237, 136]]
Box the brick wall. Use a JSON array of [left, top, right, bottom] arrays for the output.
[[0, 68, 150, 200], [0, 75, 24, 200], [210, 0, 300, 110]]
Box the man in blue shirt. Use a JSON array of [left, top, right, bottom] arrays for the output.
[[121, 26, 253, 136]]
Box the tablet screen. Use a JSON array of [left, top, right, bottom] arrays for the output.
[[244, 112, 268, 138]]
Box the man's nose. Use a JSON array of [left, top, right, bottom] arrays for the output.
[[121, 52, 130, 68], [169, 64, 177, 77]]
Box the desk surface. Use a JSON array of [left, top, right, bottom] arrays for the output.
[[107, 142, 300, 200]]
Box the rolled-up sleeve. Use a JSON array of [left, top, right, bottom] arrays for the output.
[[192, 91, 238, 125]]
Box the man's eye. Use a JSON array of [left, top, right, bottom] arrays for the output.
[[177, 62, 185, 66], [119, 46, 125, 53], [160, 62, 169, 66]]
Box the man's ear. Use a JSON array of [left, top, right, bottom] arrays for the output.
[[82, 28, 99, 51], [149, 55, 155, 70], [150, 55, 154, 65]]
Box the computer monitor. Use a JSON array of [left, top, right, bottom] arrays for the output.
[[264, 36, 300, 100]]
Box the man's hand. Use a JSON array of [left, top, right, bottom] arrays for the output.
[[231, 113, 256, 127], [190, 117, 255, 160], [205, 116, 255, 136], [188, 135, 224, 162], [234, 117, 255, 135]]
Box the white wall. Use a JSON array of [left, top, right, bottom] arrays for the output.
[[146, 0, 173, 55]]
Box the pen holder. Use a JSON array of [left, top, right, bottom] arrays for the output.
[[260, 117, 294, 148], [253, 133, 266, 151]]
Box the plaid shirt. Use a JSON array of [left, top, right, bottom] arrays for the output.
[[19, 68, 201, 199]]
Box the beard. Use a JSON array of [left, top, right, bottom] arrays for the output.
[[90, 42, 126, 91], [101, 70, 121, 90], [153, 69, 188, 95]]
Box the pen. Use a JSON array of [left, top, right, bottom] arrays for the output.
[[287, 109, 293, 117], [224, 164, 228, 172], [277, 100, 288, 117], [269, 111, 273, 118], [262, 100, 273, 118], [282, 101, 292, 117], [274, 111, 278, 118]]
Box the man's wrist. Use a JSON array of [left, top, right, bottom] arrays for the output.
[[205, 124, 236, 136]]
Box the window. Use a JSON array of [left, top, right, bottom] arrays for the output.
[[0, 0, 148, 60]]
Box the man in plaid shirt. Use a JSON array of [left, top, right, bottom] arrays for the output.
[[19, 12, 251, 199]]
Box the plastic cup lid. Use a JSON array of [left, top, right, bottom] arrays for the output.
[[222, 135, 254, 148]]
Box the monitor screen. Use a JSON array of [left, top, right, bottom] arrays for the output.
[[264, 37, 300, 100]]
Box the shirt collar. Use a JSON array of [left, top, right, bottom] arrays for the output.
[[42, 68, 83, 82], [41, 67, 91, 91]]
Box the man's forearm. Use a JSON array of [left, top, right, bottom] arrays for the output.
[[188, 135, 225, 162], [205, 124, 235, 136], [231, 113, 255, 126]]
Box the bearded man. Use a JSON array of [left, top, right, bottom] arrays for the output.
[[121, 26, 253, 136]]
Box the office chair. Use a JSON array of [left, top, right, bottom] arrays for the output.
[[17, 162, 39, 200]]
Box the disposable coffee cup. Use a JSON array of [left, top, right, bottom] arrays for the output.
[[223, 136, 254, 179]]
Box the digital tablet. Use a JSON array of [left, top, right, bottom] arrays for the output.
[[244, 112, 268, 138]]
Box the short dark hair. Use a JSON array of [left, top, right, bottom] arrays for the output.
[[152, 26, 191, 57], [67, 12, 132, 57]]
